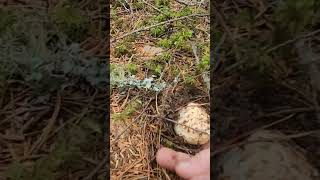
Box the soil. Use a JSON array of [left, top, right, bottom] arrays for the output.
[[212, 69, 320, 176]]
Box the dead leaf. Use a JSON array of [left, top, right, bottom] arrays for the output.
[[136, 45, 163, 59]]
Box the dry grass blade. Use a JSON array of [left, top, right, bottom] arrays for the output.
[[255, 107, 320, 119]]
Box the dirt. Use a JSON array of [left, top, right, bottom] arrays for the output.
[[212, 68, 320, 176], [110, 83, 209, 179]]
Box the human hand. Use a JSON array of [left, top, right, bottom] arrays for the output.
[[156, 146, 210, 180]]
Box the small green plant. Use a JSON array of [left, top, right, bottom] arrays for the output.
[[155, 52, 172, 62], [184, 74, 197, 86], [150, 25, 166, 37], [158, 38, 172, 48], [171, 29, 193, 48], [132, 0, 145, 10], [155, 0, 170, 7], [158, 28, 193, 50], [127, 63, 138, 74], [197, 46, 210, 72], [171, 66, 180, 77], [112, 99, 142, 121], [173, 7, 193, 17], [149, 7, 172, 37], [51, 2, 89, 42], [134, 19, 148, 28], [114, 41, 133, 57], [114, 18, 124, 29], [145, 61, 163, 76]]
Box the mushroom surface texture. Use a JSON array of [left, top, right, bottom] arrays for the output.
[[174, 102, 210, 145], [218, 130, 319, 180]]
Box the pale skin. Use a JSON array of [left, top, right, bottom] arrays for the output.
[[156, 145, 210, 180]]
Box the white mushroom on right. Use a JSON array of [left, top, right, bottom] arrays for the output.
[[174, 102, 210, 145], [218, 130, 319, 180]]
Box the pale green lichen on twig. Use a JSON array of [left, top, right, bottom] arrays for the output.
[[110, 64, 167, 92]]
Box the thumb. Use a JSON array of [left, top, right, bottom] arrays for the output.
[[156, 147, 191, 171], [175, 148, 210, 179]]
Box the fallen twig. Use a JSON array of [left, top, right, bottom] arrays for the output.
[[255, 107, 320, 119], [111, 13, 209, 42], [28, 91, 61, 155], [143, 113, 209, 135], [266, 29, 320, 53]]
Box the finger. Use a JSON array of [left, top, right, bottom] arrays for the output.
[[201, 142, 210, 150], [175, 148, 210, 179], [190, 175, 210, 180], [156, 147, 191, 171]]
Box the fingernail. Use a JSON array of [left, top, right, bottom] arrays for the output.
[[177, 161, 191, 170]]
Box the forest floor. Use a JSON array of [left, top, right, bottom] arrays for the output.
[[110, 0, 209, 179], [212, 0, 320, 178], [0, 1, 107, 179], [2, 0, 319, 179]]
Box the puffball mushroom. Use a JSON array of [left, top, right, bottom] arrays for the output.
[[219, 130, 319, 180], [174, 102, 210, 145]]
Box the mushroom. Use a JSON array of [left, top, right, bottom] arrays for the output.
[[218, 130, 319, 180], [174, 102, 210, 145]]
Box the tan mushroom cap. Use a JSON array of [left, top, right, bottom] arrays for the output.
[[174, 102, 210, 145], [219, 130, 319, 180]]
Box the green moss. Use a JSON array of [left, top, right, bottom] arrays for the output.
[[184, 74, 197, 86], [150, 25, 166, 37], [158, 28, 193, 50], [51, 4, 89, 42], [145, 61, 163, 76], [173, 7, 193, 17], [171, 66, 180, 77], [132, 0, 145, 10], [114, 42, 133, 57], [158, 38, 172, 48], [112, 99, 142, 121], [155, 52, 172, 62], [134, 19, 148, 28], [127, 63, 138, 74], [197, 46, 210, 72], [155, 0, 170, 7]]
